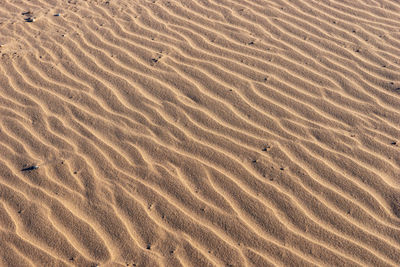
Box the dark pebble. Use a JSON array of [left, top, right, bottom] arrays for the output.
[[262, 146, 270, 151]]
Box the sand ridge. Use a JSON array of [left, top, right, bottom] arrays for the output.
[[1, 0, 400, 266]]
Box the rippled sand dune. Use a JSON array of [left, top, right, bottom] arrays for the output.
[[1, 0, 400, 266]]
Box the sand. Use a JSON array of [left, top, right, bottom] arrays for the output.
[[0, 0, 400, 266]]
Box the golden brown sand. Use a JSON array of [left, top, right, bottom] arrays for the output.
[[1, 0, 400, 266]]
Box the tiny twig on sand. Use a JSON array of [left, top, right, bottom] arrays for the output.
[[21, 165, 39, 172]]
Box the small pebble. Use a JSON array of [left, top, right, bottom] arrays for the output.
[[262, 146, 270, 151], [54, 13, 60, 17]]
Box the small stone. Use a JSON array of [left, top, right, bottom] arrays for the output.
[[54, 13, 60, 17], [391, 141, 396, 145], [146, 244, 151, 250], [262, 145, 270, 151]]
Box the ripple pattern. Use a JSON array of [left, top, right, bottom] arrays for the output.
[[1, 0, 400, 266]]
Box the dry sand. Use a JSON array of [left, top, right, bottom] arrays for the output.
[[1, 0, 400, 266]]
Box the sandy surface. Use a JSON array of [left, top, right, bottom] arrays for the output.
[[1, 0, 400, 266]]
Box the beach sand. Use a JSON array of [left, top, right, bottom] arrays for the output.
[[1, 0, 400, 266]]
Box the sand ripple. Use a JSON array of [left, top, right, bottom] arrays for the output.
[[1, 0, 400, 266]]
